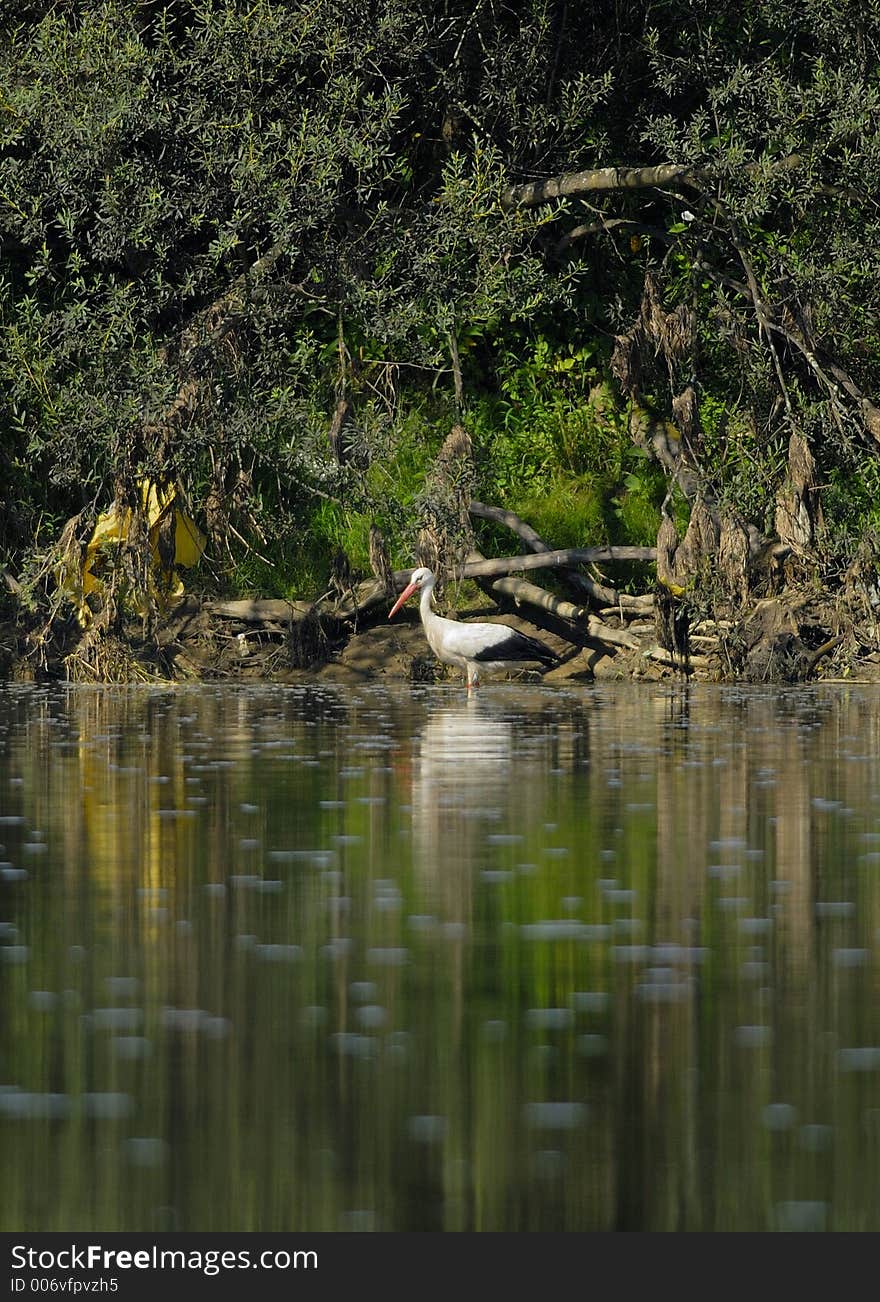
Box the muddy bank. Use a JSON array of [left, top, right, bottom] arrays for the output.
[[3, 581, 880, 686]]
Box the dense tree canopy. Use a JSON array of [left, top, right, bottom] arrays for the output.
[[3, 0, 880, 635]]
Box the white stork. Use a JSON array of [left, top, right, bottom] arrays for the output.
[[389, 567, 558, 690]]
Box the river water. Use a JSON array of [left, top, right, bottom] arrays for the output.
[[1, 680, 879, 1231]]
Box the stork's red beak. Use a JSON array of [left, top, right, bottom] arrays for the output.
[[388, 580, 418, 619]]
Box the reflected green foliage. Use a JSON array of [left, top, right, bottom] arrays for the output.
[[1, 683, 880, 1230]]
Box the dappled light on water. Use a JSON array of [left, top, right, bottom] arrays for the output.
[[1, 682, 880, 1230]]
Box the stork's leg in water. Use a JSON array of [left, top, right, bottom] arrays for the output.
[[466, 663, 481, 692]]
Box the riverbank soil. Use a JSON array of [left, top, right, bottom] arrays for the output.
[[3, 581, 880, 686]]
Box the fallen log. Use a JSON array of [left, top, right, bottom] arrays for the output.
[[205, 598, 313, 623], [644, 644, 711, 670], [586, 616, 641, 651], [207, 579, 393, 627], [468, 558, 642, 652], [458, 546, 655, 581], [598, 598, 655, 618], [470, 500, 633, 607], [387, 548, 655, 596], [487, 574, 586, 623], [491, 577, 641, 650]]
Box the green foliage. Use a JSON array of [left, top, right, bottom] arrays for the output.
[[0, 1, 585, 571], [509, 476, 611, 550], [823, 457, 880, 555], [611, 448, 667, 545], [697, 394, 787, 529], [2, 0, 880, 600], [469, 334, 620, 494]]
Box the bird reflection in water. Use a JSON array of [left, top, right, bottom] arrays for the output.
[[409, 697, 514, 921]]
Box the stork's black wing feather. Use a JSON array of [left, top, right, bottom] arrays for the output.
[[472, 630, 558, 666]]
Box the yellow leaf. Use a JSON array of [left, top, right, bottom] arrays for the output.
[[170, 509, 206, 569], [59, 479, 205, 626], [141, 479, 176, 528]]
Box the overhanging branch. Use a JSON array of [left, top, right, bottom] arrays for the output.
[[502, 163, 699, 209], [501, 153, 812, 211]]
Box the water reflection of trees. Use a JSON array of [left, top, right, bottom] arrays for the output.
[[1, 685, 880, 1229]]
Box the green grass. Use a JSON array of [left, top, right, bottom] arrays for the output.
[[509, 475, 611, 548]]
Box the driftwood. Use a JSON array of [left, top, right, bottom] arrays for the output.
[[205, 598, 313, 623], [469, 500, 650, 609], [206, 576, 394, 627], [480, 571, 641, 651], [463, 544, 642, 662], [598, 598, 655, 617], [644, 645, 710, 671], [457, 546, 655, 581], [484, 574, 584, 623]]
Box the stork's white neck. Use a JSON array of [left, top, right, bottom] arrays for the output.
[[419, 576, 436, 619]]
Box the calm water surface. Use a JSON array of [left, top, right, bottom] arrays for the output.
[[1, 681, 879, 1231]]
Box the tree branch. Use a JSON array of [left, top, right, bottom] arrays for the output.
[[556, 217, 672, 254], [486, 574, 641, 649], [502, 163, 700, 209], [501, 154, 809, 210], [698, 255, 880, 443], [724, 214, 793, 415], [469, 500, 649, 608], [458, 546, 655, 579]]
